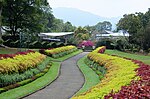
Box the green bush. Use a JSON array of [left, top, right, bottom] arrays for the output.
[[29, 41, 42, 48], [84, 57, 106, 80], [50, 42, 57, 48], [56, 42, 65, 47], [0, 39, 3, 44]]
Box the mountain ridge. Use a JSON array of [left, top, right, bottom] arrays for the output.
[[52, 7, 121, 29]]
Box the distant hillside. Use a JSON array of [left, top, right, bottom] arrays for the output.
[[52, 7, 121, 30]]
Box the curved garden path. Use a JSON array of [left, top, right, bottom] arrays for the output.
[[24, 52, 88, 99]]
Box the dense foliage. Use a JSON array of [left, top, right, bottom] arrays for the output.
[[0, 51, 46, 74], [72, 46, 139, 99], [0, 0, 76, 48], [117, 9, 150, 50]]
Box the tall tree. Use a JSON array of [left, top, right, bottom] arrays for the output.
[[117, 9, 150, 50], [117, 14, 142, 44], [0, 0, 5, 42], [2, 0, 49, 37], [94, 21, 112, 32], [72, 26, 90, 45], [51, 18, 64, 32], [63, 21, 75, 32]]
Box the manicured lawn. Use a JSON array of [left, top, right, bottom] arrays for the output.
[[105, 50, 150, 65], [74, 56, 100, 96]]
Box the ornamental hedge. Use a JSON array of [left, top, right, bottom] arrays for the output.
[[72, 46, 150, 99], [0, 52, 46, 74], [41, 45, 78, 58], [0, 51, 48, 89]]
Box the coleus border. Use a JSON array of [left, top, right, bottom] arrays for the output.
[[104, 55, 150, 99]]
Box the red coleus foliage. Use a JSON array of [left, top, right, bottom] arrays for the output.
[[98, 46, 106, 53], [104, 58, 150, 99], [0, 50, 35, 60]]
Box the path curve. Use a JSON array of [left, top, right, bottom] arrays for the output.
[[24, 52, 88, 99]]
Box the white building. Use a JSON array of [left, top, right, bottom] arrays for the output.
[[39, 32, 74, 43], [95, 30, 129, 40]]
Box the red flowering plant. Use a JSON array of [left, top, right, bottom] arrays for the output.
[[78, 40, 94, 49]]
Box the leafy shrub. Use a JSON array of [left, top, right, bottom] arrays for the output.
[[78, 40, 94, 47], [0, 52, 46, 74], [0, 57, 51, 88], [44, 45, 77, 58], [29, 41, 42, 48], [0, 39, 3, 44], [56, 42, 65, 47]]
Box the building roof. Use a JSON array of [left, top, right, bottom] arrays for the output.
[[40, 32, 74, 37], [96, 30, 129, 37]]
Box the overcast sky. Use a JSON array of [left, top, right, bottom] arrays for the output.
[[48, 0, 150, 18]]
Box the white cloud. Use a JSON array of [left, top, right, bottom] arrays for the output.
[[48, 0, 150, 17]]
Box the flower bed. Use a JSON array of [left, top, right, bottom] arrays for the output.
[[105, 59, 150, 98], [72, 46, 142, 99], [43, 45, 78, 58], [0, 52, 46, 74], [0, 51, 47, 90]]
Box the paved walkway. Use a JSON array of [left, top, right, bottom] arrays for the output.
[[24, 52, 88, 99]]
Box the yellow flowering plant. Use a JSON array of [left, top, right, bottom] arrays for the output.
[[45, 45, 77, 58], [0, 52, 46, 74]]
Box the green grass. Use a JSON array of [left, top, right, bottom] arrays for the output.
[[105, 50, 150, 65], [74, 56, 100, 96], [49, 50, 83, 62], [0, 62, 61, 99], [0, 48, 18, 54]]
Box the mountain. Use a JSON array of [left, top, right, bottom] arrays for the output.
[[52, 7, 121, 29]]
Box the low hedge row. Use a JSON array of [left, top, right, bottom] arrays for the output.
[[72, 46, 139, 99], [43, 45, 78, 58], [0, 52, 46, 74], [84, 58, 106, 80], [0, 58, 51, 88], [0, 61, 52, 93]]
